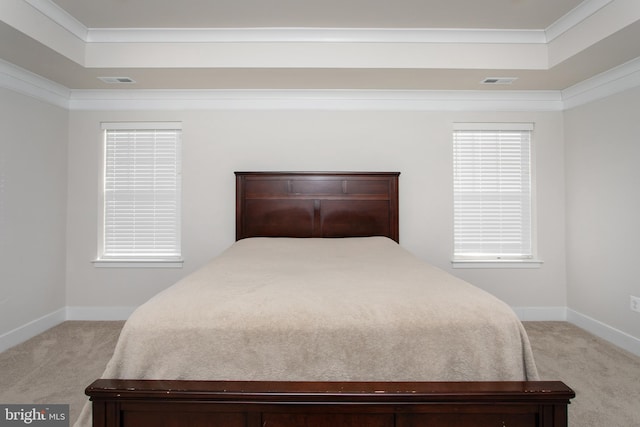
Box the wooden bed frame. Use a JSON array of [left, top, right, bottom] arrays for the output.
[[85, 171, 574, 427]]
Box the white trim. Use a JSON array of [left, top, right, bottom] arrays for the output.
[[67, 89, 564, 112], [0, 306, 136, 352], [100, 121, 183, 130], [65, 306, 136, 321], [0, 308, 66, 353], [0, 59, 70, 109], [545, 0, 613, 41], [562, 56, 640, 109], [452, 259, 544, 269], [86, 27, 546, 44], [568, 309, 640, 357], [92, 259, 184, 268], [452, 122, 535, 131], [22, 0, 88, 41], [512, 306, 568, 321]]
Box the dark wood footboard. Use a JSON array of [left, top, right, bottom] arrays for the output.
[[86, 379, 574, 427]]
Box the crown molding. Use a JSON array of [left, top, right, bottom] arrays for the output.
[[65, 89, 563, 112], [562, 56, 640, 109], [22, 0, 88, 41], [545, 0, 613, 41], [0, 59, 70, 108], [86, 27, 546, 44]]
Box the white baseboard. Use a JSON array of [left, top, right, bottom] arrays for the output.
[[66, 306, 136, 321], [567, 309, 640, 357], [0, 306, 135, 352], [512, 306, 568, 321], [0, 308, 67, 353]]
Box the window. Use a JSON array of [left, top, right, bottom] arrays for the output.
[[95, 122, 182, 267], [452, 123, 540, 267]]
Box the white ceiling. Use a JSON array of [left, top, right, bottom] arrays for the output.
[[1, 0, 640, 91]]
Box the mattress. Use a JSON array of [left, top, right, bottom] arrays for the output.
[[76, 237, 538, 426]]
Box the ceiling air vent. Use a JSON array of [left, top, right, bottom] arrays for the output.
[[98, 77, 136, 84], [481, 77, 518, 85]]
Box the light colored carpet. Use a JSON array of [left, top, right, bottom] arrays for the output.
[[523, 321, 640, 426], [0, 321, 124, 424], [0, 321, 639, 426]]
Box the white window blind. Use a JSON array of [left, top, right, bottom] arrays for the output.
[[100, 122, 182, 260], [453, 123, 533, 260]]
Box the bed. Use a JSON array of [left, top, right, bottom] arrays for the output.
[[80, 171, 574, 427]]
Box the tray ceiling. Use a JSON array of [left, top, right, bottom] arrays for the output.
[[1, 0, 639, 92]]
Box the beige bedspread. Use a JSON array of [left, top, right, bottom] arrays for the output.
[[76, 237, 538, 426]]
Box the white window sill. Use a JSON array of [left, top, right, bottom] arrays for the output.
[[93, 258, 184, 268], [451, 259, 543, 269]]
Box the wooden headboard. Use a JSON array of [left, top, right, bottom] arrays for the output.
[[235, 172, 399, 242]]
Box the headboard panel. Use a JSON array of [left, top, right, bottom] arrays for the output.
[[235, 172, 400, 242]]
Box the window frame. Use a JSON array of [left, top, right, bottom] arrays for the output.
[[451, 122, 542, 269], [94, 122, 183, 268]]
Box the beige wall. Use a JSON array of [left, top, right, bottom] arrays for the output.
[[0, 88, 68, 338], [565, 86, 640, 339], [65, 108, 567, 310]]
